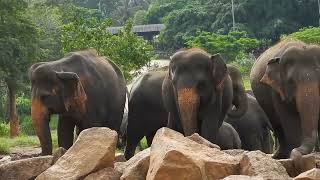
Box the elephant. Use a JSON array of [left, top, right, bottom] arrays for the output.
[[124, 68, 168, 159], [162, 48, 248, 144], [225, 94, 274, 153], [124, 61, 247, 159], [215, 122, 241, 150], [250, 39, 320, 159], [29, 49, 126, 155]]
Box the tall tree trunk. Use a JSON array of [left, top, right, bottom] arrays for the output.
[[6, 80, 19, 137]]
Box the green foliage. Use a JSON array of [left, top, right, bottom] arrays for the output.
[[231, 53, 256, 76], [16, 95, 31, 117], [243, 77, 251, 90], [133, 10, 147, 25], [140, 137, 149, 150], [20, 116, 34, 136], [0, 140, 10, 154], [20, 115, 58, 136], [146, 0, 318, 50], [60, 16, 153, 80], [0, 0, 41, 83], [28, 2, 64, 60], [0, 122, 10, 137], [284, 27, 320, 44], [185, 31, 260, 61]]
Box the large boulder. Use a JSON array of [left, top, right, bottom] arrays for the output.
[[37, 127, 117, 180], [0, 156, 11, 165], [121, 148, 150, 180], [114, 162, 127, 175], [240, 151, 290, 180], [52, 147, 67, 164], [294, 168, 320, 180], [0, 156, 53, 180], [84, 167, 121, 180], [187, 133, 220, 150], [278, 154, 315, 177], [146, 127, 240, 180], [223, 175, 263, 180], [115, 153, 126, 163]]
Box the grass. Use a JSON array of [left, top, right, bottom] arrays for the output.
[[0, 130, 58, 154], [243, 76, 251, 90]]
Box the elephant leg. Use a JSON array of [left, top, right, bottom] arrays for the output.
[[315, 124, 320, 152], [58, 116, 75, 150], [273, 96, 301, 159], [124, 134, 142, 160], [262, 130, 274, 154], [146, 132, 156, 147]]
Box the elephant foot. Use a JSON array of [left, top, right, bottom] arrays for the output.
[[290, 148, 303, 173], [272, 148, 289, 159]]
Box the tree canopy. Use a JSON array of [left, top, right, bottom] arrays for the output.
[[146, 0, 319, 50], [185, 30, 260, 61], [284, 27, 320, 44], [0, 0, 42, 136]]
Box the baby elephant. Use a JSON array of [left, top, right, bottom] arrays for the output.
[[216, 122, 242, 150]]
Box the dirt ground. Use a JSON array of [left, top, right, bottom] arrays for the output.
[[0, 146, 41, 161]]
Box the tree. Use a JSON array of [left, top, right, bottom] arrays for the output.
[[133, 10, 147, 25], [60, 15, 153, 80], [185, 30, 260, 61], [0, 0, 41, 137], [146, 0, 319, 50], [28, 1, 64, 60]]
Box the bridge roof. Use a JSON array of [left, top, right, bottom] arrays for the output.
[[106, 24, 166, 34]]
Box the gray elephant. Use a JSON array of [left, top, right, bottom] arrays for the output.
[[124, 50, 248, 159], [124, 68, 168, 159], [250, 39, 320, 159], [225, 94, 274, 153], [216, 122, 241, 150], [162, 48, 248, 142], [29, 49, 126, 155]]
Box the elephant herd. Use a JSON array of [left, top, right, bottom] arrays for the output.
[[28, 39, 320, 165]]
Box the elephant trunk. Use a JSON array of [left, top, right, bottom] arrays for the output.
[[227, 83, 248, 118], [292, 82, 319, 157], [177, 88, 200, 136], [31, 97, 52, 155]]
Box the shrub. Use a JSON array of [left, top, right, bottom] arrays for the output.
[[0, 140, 10, 154], [20, 115, 58, 136], [0, 122, 10, 137], [231, 53, 256, 76], [49, 115, 58, 130], [185, 30, 260, 62], [16, 95, 31, 117], [61, 17, 153, 80], [284, 27, 320, 44], [20, 116, 35, 136]]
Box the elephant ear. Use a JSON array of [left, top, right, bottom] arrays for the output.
[[56, 72, 87, 113], [211, 53, 228, 90], [260, 57, 285, 100]]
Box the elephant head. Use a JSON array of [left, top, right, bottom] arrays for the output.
[[167, 49, 228, 137], [260, 46, 320, 157], [29, 63, 87, 155]]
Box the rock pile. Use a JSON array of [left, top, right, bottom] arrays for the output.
[[0, 127, 319, 180]]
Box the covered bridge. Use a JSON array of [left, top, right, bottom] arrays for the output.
[[106, 24, 166, 40]]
